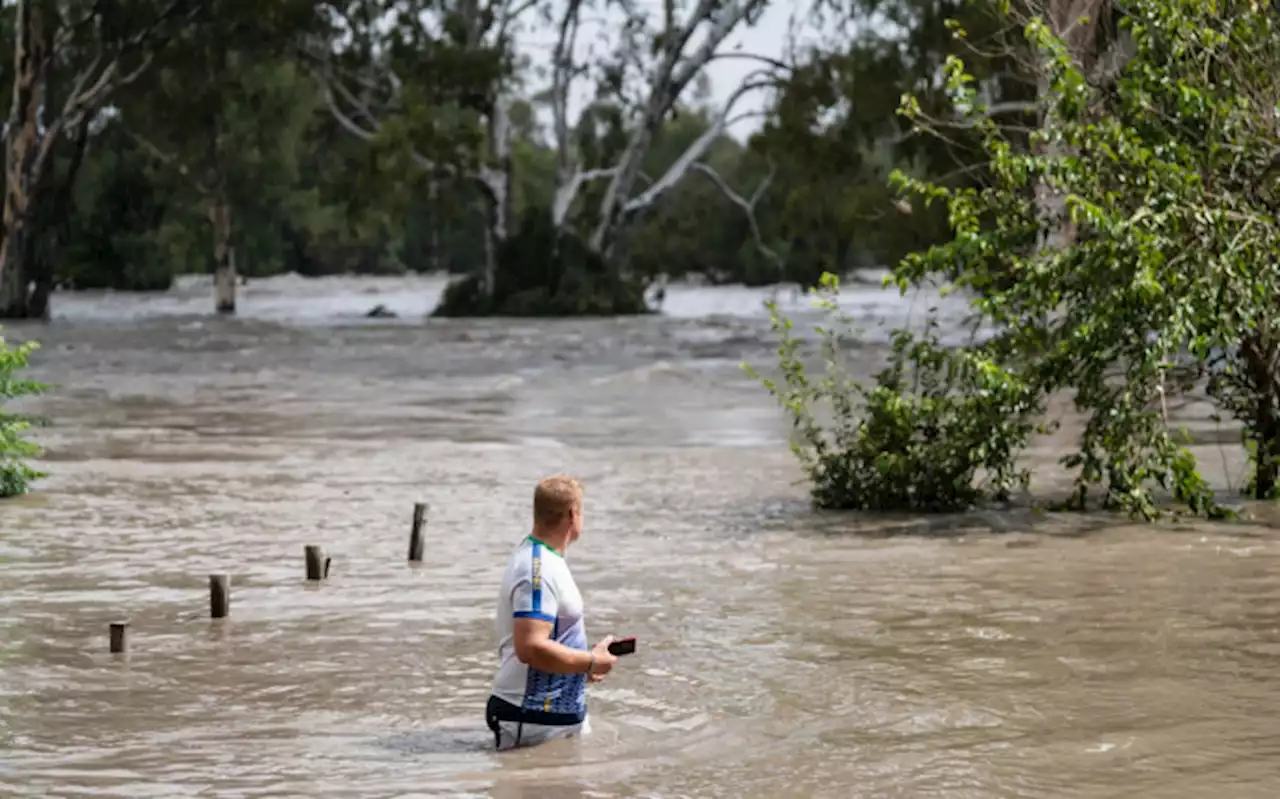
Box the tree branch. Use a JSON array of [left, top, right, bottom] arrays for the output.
[[589, 0, 775, 255], [704, 51, 792, 72], [118, 123, 212, 195], [622, 74, 774, 215], [551, 0, 585, 180], [316, 69, 379, 142], [668, 0, 768, 97], [693, 159, 782, 274], [25, 0, 193, 207], [553, 167, 617, 227]]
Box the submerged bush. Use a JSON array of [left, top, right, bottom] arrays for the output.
[[433, 207, 651, 317], [746, 273, 1042, 512], [0, 332, 48, 498]]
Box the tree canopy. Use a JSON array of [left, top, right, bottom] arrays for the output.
[[753, 0, 1280, 519], [0, 0, 1021, 318]]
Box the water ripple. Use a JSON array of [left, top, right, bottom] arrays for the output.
[[1, 277, 1277, 797]]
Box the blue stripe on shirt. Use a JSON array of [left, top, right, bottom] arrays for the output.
[[513, 540, 554, 623], [514, 610, 555, 622], [530, 540, 543, 613]]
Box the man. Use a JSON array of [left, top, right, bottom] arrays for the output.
[[485, 474, 620, 750]]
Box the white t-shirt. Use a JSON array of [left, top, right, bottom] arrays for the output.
[[489, 536, 588, 724]]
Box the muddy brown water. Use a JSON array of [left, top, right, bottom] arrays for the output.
[[2, 274, 1279, 798]]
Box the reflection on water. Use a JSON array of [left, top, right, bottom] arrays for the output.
[[1, 274, 1279, 798]]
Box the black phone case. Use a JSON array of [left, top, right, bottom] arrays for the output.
[[608, 638, 636, 656]]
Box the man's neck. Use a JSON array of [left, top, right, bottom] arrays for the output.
[[529, 527, 570, 555]]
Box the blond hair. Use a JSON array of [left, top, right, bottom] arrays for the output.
[[532, 474, 583, 527]]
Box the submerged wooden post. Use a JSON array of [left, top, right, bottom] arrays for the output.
[[209, 574, 230, 618], [408, 502, 428, 562], [305, 545, 326, 581], [109, 621, 129, 653]]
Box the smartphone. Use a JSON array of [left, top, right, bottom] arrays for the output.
[[607, 636, 637, 656]]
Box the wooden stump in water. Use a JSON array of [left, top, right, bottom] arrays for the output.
[[305, 545, 327, 581], [209, 574, 231, 618], [408, 502, 428, 562], [109, 621, 129, 653]]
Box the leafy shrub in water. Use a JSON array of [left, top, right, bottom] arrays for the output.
[[746, 273, 1042, 512], [884, 0, 1279, 519], [0, 332, 48, 498], [757, 0, 1280, 520]]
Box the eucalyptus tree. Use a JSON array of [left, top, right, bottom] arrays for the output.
[[755, 0, 1280, 517], [0, 0, 200, 318], [316, 0, 790, 307], [113, 0, 327, 313], [311, 0, 521, 298]]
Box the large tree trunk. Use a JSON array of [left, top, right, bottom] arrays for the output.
[[1033, 73, 1074, 254], [1241, 336, 1280, 498], [476, 96, 512, 298], [1033, 1, 1110, 254], [477, 171, 510, 298], [32, 116, 93, 320], [0, 0, 47, 319], [209, 198, 236, 314], [1253, 396, 1280, 500], [589, 124, 656, 261]]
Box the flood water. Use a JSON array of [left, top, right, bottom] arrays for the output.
[[2, 273, 1279, 798]]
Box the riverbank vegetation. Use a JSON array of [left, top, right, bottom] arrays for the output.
[[0, 0, 1006, 319], [0, 333, 47, 497], [754, 0, 1280, 520]]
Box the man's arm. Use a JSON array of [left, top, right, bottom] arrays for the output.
[[512, 618, 596, 674], [507, 569, 618, 677]]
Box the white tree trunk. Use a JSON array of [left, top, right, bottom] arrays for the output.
[[209, 198, 236, 314], [547, 0, 595, 231], [476, 94, 512, 297]]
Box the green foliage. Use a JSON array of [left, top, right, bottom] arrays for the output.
[[5, 0, 1012, 309], [1, 0, 1079, 315], [752, 0, 1034, 282], [53, 60, 857, 297], [747, 273, 1040, 511], [904, 0, 1279, 518], [755, 0, 1280, 520], [434, 207, 651, 317], [0, 332, 48, 498], [60, 126, 178, 290]]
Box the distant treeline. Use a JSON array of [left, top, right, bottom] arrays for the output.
[[0, 0, 1026, 317]]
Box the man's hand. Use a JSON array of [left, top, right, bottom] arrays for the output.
[[588, 635, 619, 682]]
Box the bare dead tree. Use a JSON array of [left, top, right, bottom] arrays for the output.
[[620, 70, 776, 216], [586, 0, 774, 259], [316, 0, 787, 286]]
